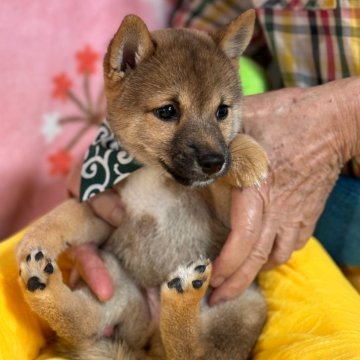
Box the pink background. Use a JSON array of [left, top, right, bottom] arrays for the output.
[[0, 1, 172, 239]]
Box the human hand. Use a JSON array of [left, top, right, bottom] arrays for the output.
[[210, 79, 360, 305], [64, 244, 113, 301], [66, 161, 124, 300]]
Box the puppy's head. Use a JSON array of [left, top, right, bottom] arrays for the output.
[[104, 10, 255, 186]]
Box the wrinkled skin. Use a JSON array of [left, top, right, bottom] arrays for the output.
[[210, 78, 360, 303], [67, 78, 360, 305]]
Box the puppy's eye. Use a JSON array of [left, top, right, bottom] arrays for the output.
[[154, 104, 179, 122], [216, 105, 229, 121]]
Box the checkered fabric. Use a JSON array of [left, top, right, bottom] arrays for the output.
[[254, 0, 360, 87], [172, 0, 360, 176]]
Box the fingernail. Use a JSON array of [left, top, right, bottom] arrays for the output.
[[211, 276, 224, 288], [97, 286, 114, 302], [109, 205, 123, 227]]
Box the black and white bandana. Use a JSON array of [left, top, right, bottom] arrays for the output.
[[80, 121, 142, 201]]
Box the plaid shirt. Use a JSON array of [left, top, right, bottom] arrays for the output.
[[254, 0, 360, 87], [172, 0, 360, 177]]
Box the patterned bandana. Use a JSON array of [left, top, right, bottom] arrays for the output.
[[80, 121, 142, 201]]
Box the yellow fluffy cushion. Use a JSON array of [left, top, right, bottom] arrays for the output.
[[1, 231, 360, 359], [255, 239, 360, 358]]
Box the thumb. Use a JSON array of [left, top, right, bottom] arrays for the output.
[[211, 186, 264, 288], [69, 244, 114, 301]]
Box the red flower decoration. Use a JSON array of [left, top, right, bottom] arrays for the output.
[[75, 45, 99, 74], [52, 73, 72, 101], [48, 149, 73, 176]]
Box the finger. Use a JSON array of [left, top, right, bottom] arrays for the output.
[[88, 189, 124, 227], [210, 215, 277, 305], [70, 244, 114, 301], [262, 226, 300, 270], [294, 224, 315, 250], [210, 187, 264, 288], [66, 161, 82, 198]]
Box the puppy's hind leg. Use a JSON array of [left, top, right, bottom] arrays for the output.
[[18, 248, 104, 346], [160, 259, 266, 360], [201, 285, 267, 360], [16, 198, 113, 267], [160, 259, 211, 359], [20, 250, 152, 358]]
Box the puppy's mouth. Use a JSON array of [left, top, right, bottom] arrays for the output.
[[160, 161, 193, 186], [159, 158, 230, 187]]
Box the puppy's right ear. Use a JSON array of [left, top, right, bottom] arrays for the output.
[[105, 15, 155, 82], [210, 9, 255, 64]]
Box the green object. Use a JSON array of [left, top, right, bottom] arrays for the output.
[[239, 57, 268, 96]]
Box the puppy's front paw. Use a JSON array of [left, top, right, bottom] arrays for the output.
[[225, 133, 269, 188], [19, 249, 58, 292], [162, 259, 212, 303]]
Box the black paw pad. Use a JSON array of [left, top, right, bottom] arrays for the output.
[[44, 262, 54, 274], [168, 277, 183, 293], [27, 276, 46, 292], [192, 280, 203, 289], [195, 265, 206, 273], [35, 251, 44, 261]]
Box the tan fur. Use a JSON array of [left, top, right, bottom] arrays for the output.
[[160, 260, 212, 359], [17, 10, 268, 360], [223, 133, 269, 188]]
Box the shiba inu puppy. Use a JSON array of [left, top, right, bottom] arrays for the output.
[[17, 9, 268, 360]]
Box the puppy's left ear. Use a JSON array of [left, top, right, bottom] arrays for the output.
[[210, 9, 255, 61]]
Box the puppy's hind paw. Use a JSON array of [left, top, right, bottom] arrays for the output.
[[19, 249, 58, 293], [162, 259, 212, 301]]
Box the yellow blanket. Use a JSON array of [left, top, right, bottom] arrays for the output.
[[2, 230, 360, 359]]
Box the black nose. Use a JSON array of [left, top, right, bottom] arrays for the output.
[[197, 153, 225, 175]]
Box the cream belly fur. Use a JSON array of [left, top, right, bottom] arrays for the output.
[[107, 167, 228, 288]]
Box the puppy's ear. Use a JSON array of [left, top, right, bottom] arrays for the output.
[[105, 15, 155, 81], [210, 9, 255, 61]]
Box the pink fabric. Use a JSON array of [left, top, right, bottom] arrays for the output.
[[0, 1, 172, 239]]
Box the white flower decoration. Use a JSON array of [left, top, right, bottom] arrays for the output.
[[41, 112, 62, 143]]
